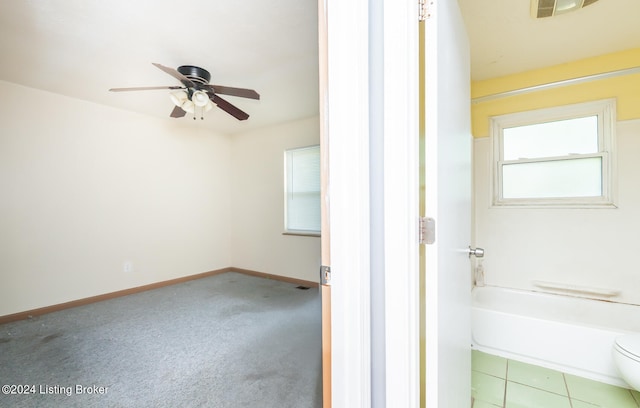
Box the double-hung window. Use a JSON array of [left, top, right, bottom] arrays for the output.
[[284, 145, 321, 235], [491, 99, 616, 207]]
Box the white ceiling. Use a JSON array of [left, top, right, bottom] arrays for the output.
[[0, 0, 319, 135], [458, 0, 640, 81], [1, 0, 639, 134]]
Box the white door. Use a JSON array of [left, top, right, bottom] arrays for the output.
[[322, 0, 472, 406], [422, 0, 472, 407]]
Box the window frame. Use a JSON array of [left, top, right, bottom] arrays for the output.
[[283, 144, 321, 236], [490, 99, 617, 208]]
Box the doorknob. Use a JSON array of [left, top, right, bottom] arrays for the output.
[[468, 246, 485, 258]]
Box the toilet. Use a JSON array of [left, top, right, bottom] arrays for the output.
[[613, 334, 640, 390]]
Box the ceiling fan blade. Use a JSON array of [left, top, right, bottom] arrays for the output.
[[170, 106, 187, 118], [152, 63, 195, 88], [109, 86, 184, 92], [209, 94, 250, 121], [207, 85, 260, 100]]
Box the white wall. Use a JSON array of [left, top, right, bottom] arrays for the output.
[[230, 116, 321, 283], [474, 119, 640, 305], [0, 81, 232, 316]]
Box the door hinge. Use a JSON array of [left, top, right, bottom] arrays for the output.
[[419, 0, 433, 21], [419, 216, 436, 245], [320, 265, 331, 286]]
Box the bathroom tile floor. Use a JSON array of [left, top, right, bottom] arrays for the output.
[[472, 350, 640, 408]]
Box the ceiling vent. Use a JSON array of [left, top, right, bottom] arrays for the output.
[[531, 0, 599, 18]]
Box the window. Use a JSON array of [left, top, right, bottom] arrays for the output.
[[284, 145, 321, 235], [491, 99, 616, 207]]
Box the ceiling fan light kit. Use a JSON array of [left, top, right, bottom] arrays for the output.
[[191, 90, 211, 107], [109, 63, 260, 121], [169, 90, 188, 106], [181, 100, 196, 115], [169, 89, 212, 119], [531, 0, 599, 18]]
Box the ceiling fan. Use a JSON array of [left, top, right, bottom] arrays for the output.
[[109, 63, 260, 121]]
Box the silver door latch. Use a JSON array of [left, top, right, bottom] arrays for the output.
[[468, 246, 485, 258], [320, 265, 331, 286]]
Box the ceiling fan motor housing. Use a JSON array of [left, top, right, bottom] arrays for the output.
[[177, 65, 211, 85]]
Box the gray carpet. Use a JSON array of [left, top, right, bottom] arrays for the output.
[[0, 272, 322, 408]]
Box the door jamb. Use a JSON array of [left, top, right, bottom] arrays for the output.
[[323, 0, 420, 406]]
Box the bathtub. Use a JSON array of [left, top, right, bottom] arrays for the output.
[[471, 285, 640, 387]]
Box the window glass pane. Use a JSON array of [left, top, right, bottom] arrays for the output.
[[502, 157, 602, 199], [285, 146, 320, 232], [503, 116, 598, 160]]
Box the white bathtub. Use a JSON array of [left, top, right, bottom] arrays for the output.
[[471, 285, 640, 387]]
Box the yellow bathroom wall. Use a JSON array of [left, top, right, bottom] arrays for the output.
[[471, 48, 640, 137]]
